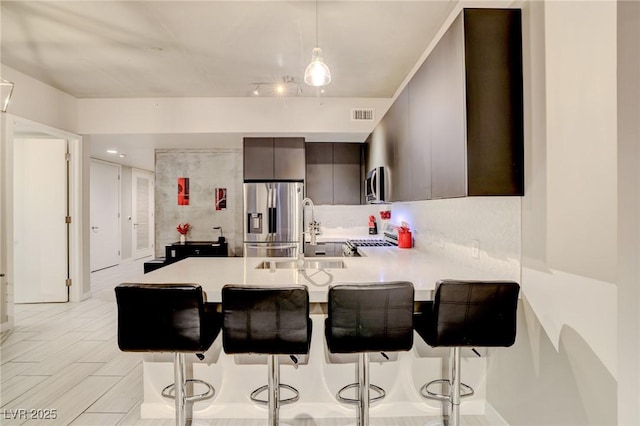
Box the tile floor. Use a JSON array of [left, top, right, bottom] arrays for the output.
[[1, 258, 491, 426]]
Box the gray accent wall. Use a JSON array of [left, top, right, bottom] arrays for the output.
[[155, 149, 243, 257]]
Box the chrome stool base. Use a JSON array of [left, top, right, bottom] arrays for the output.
[[337, 383, 385, 405], [250, 383, 300, 405], [162, 379, 215, 402], [420, 347, 474, 426], [160, 353, 216, 426], [421, 379, 474, 401]]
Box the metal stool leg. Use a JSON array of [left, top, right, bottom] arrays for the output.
[[358, 352, 370, 426], [420, 347, 474, 426], [268, 354, 279, 426], [449, 347, 461, 426], [174, 353, 186, 426], [162, 353, 216, 426]]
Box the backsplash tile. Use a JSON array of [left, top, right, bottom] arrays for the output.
[[312, 198, 521, 280]]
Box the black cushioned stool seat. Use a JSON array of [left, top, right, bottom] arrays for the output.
[[222, 285, 312, 426], [414, 280, 520, 426], [325, 282, 414, 426], [115, 283, 221, 426]]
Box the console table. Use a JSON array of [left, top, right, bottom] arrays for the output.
[[165, 240, 228, 264], [143, 240, 229, 273]]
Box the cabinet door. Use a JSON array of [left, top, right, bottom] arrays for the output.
[[305, 143, 334, 205], [333, 143, 362, 205], [389, 87, 411, 201], [244, 138, 274, 180], [274, 138, 305, 180], [463, 9, 524, 195], [429, 14, 466, 199], [408, 60, 432, 200]]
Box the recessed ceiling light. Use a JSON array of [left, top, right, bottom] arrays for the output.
[[118, 154, 126, 158], [107, 149, 118, 154]]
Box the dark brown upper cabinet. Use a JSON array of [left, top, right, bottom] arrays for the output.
[[243, 137, 305, 181], [369, 8, 524, 200], [306, 143, 363, 205]]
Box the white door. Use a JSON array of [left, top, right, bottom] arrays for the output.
[[90, 160, 120, 272], [13, 138, 69, 303], [132, 169, 154, 259], [0, 115, 7, 323]]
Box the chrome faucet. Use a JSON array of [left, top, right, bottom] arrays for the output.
[[299, 197, 320, 265]]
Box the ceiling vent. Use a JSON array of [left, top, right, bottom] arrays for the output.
[[351, 108, 374, 122]]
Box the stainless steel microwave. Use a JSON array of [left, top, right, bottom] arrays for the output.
[[365, 167, 386, 204]]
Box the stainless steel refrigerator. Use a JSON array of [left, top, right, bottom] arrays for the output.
[[243, 182, 303, 257]]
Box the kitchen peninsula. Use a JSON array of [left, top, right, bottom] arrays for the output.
[[130, 249, 516, 421]]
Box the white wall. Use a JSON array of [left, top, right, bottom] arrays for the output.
[[616, 0, 640, 423], [489, 1, 620, 425], [76, 97, 391, 138], [1, 66, 77, 133]]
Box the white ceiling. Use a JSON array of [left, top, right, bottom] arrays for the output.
[[1, 0, 456, 99], [2, 0, 459, 170]]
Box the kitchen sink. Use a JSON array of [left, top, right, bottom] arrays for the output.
[[255, 260, 346, 270]]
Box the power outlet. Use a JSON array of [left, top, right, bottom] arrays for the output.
[[437, 233, 445, 249], [471, 240, 480, 259]]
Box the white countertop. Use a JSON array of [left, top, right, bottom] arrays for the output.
[[134, 248, 499, 303]]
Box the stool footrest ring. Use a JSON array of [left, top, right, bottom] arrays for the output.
[[337, 383, 386, 405], [162, 379, 215, 402], [421, 379, 474, 401], [250, 384, 300, 405]]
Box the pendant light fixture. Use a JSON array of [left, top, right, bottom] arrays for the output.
[[304, 0, 331, 87]]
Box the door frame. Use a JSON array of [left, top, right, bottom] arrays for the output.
[[2, 115, 85, 315]]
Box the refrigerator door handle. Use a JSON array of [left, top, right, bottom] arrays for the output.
[[245, 243, 298, 249], [267, 185, 276, 234], [268, 207, 277, 234]]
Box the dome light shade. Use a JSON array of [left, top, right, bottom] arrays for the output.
[[304, 47, 331, 87]]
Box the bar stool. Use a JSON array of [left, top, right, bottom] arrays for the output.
[[221, 285, 312, 426], [115, 283, 221, 426], [414, 280, 520, 426], [325, 282, 414, 426]]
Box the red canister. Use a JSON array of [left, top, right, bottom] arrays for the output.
[[398, 226, 412, 249]]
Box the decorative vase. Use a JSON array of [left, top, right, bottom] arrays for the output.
[[179, 234, 186, 244]]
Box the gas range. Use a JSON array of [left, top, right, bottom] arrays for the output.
[[346, 239, 395, 247], [342, 225, 399, 256]]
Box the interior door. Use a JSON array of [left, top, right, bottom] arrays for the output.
[[13, 138, 69, 303], [132, 169, 154, 259], [0, 115, 7, 322], [90, 160, 120, 272]]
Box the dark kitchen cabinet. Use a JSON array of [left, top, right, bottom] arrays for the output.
[[370, 8, 524, 200], [424, 13, 467, 198], [407, 60, 432, 200], [333, 144, 362, 204], [388, 87, 411, 202], [463, 8, 524, 195], [306, 143, 363, 205], [305, 143, 333, 204], [243, 137, 305, 181]]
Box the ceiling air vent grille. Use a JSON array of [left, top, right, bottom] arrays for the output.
[[351, 108, 374, 122]]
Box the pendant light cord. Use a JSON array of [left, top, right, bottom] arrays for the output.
[[315, 0, 319, 48]]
